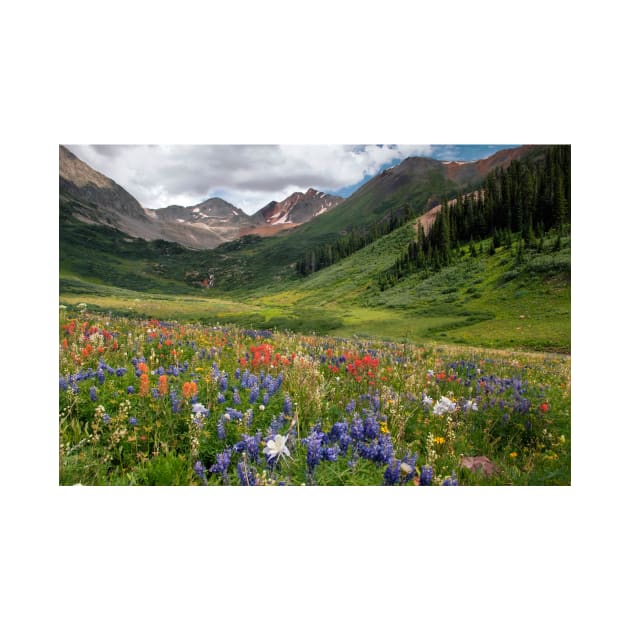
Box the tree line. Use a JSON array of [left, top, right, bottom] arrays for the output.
[[378, 145, 570, 289], [295, 204, 416, 276]]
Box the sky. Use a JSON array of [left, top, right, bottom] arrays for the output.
[[66, 144, 520, 214]]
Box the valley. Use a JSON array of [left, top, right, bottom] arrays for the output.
[[59, 143, 571, 486]]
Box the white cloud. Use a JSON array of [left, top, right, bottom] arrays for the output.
[[64, 144, 464, 214]]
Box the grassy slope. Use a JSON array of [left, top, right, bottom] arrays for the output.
[[61, 207, 571, 353]]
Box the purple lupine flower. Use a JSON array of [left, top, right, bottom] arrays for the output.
[[210, 449, 231, 484], [217, 416, 226, 440], [233, 389, 241, 406], [217, 392, 225, 404], [193, 461, 207, 485], [89, 386, 98, 402], [283, 395, 292, 418], [383, 459, 402, 485], [129, 417, 137, 426], [345, 400, 356, 414], [363, 415, 380, 440], [269, 413, 285, 435], [219, 376, 228, 391], [262, 392, 270, 406], [304, 430, 323, 473], [192, 402, 209, 417], [234, 432, 262, 463], [102, 414, 110, 424], [400, 453, 417, 484], [249, 388, 259, 404], [127, 385, 135, 394], [115, 368, 127, 377], [59, 377, 68, 391], [420, 465, 433, 486], [442, 473, 459, 486], [236, 461, 257, 486], [350, 416, 364, 441], [97, 369, 105, 385]]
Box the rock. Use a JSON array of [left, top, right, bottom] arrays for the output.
[[460, 455, 498, 476]]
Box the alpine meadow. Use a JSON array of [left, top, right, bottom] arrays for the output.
[[59, 144, 571, 486]]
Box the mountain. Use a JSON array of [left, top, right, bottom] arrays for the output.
[[60, 146, 341, 249], [282, 146, 540, 245], [60, 145, 157, 234], [146, 198, 260, 249], [253, 188, 342, 226]]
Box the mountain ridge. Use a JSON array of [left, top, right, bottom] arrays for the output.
[[60, 145, 342, 249]]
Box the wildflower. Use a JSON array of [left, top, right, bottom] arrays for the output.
[[182, 381, 198, 399], [433, 396, 457, 416], [129, 417, 138, 426], [126, 385, 135, 394], [540, 402, 550, 413], [462, 399, 478, 412], [433, 436, 445, 445], [158, 374, 168, 396], [442, 473, 459, 486], [191, 402, 208, 416], [283, 395, 293, 418], [383, 459, 402, 485], [210, 449, 231, 483], [237, 460, 257, 486], [139, 373, 149, 397], [234, 432, 262, 463], [263, 434, 291, 462], [217, 416, 226, 440], [420, 465, 433, 486], [194, 461, 208, 485], [233, 389, 241, 406], [509, 452, 518, 458], [89, 386, 97, 402]]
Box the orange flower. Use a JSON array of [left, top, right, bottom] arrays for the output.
[[139, 373, 150, 396], [182, 381, 198, 399], [138, 362, 148, 374], [158, 374, 168, 396]]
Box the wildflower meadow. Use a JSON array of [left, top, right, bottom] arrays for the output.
[[59, 311, 570, 485]]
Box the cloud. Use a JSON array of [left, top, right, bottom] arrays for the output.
[[64, 144, 511, 214]]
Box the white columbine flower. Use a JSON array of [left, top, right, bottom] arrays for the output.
[[433, 396, 457, 416], [421, 393, 434, 408], [263, 434, 291, 461], [462, 399, 478, 412]]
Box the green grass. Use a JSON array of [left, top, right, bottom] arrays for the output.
[[61, 195, 570, 353], [59, 313, 571, 486]]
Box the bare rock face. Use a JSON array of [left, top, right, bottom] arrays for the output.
[[253, 188, 342, 226], [60, 145, 149, 223]]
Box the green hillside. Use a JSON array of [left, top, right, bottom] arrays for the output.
[[60, 145, 570, 353]]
